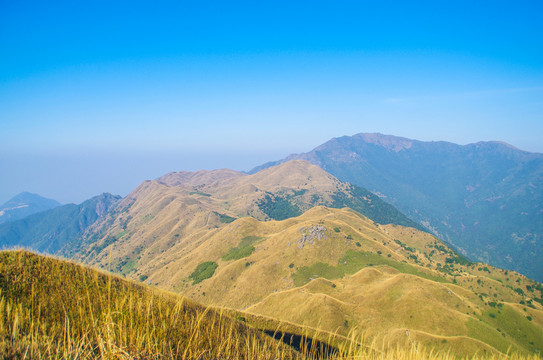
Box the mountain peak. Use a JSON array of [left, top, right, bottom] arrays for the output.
[[352, 133, 414, 151], [157, 168, 245, 187], [0, 192, 62, 224], [247, 160, 340, 189], [250, 132, 543, 281]]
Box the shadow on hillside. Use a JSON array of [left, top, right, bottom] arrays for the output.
[[263, 330, 338, 359]]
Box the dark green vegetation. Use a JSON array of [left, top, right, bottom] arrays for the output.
[[252, 133, 543, 282], [292, 250, 447, 287], [257, 186, 423, 231], [331, 184, 425, 231], [0, 250, 299, 359], [189, 261, 219, 284], [258, 193, 303, 220], [214, 211, 237, 223], [0, 191, 61, 224], [0, 193, 120, 254], [222, 235, 264, 261], [189, 191, 211, 197]]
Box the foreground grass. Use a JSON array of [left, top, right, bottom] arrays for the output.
[[0, 250, 297, 359], [0, 250, 540, 360]]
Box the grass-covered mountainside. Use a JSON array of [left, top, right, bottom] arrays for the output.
[[141, 206, 543, 357], [0, 193, 120, 254], [74, 161, 421, 276], [2, 250, 541, 360], [63, 160, 543, 357], [251, 133, 543, 282], [0, 192, 61, 224], [3, 160, 542, 358]]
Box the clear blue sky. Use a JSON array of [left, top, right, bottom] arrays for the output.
[[1, 1, 542, 204]]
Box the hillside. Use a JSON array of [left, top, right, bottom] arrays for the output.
[[75, 160, 421, 275], [4, 251, 540, 360], [131, 205, 542, 357], [0, 191, 61, 224], [251, 133, 543, 282], [0, 250, 303, 359], [0, 193, 120, 254], [7, 160, 542, 357]]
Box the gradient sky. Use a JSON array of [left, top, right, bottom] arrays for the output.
[[1, 1, 542, 204]]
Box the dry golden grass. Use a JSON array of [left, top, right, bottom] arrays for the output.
[[1, 250, 541, 360], [0, 250, 299, 359]]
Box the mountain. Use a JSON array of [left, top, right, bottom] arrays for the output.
[[74, 160, 422, 275], [67, 160, 543, 357], [0, 191, 61, 224], [251, 133, 543, 282], [0, 193, 121, 254], [136, 205, 543, 357]]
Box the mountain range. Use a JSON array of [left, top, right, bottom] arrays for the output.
[[251, 133, 543, 282], [1, 138, 542, 357], [73, 160, 421, 276], [62, 160, 542, 356]]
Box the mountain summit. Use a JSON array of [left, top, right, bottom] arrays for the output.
[[0, 192, 61, 224], [250, 133, 543, 281]]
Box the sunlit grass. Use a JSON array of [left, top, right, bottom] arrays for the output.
[[0, 250, 540, 360]]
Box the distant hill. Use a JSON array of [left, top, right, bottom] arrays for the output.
[[74, 161, 423, 275], [251, 133, 543, 282], [0, 191, 61, 224], [0, 193, 120, 254]]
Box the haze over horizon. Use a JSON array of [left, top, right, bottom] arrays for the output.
[[1, 1, 542, 204]]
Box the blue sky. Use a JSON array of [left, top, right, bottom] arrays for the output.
[[1, 1, 542, 204]]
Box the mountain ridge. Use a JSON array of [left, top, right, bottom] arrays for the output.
[[249, 133, 543, 282], [75, 160, 424, 276], [2, 159, 542, 357], [0, 193, 121, 254]]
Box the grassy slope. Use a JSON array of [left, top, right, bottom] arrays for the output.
[[1, 250, 541, 360], [76, 160, 423, 280], [53, 161, 542, 358], [152, 206, 543, 357], [0, 250, 298, 359]]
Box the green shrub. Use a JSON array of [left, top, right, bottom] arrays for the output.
[[222, 236, 264, 261], [189, 261, 218, 284], [213, 211, 237, 223], [257, 193, 301, 220]]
